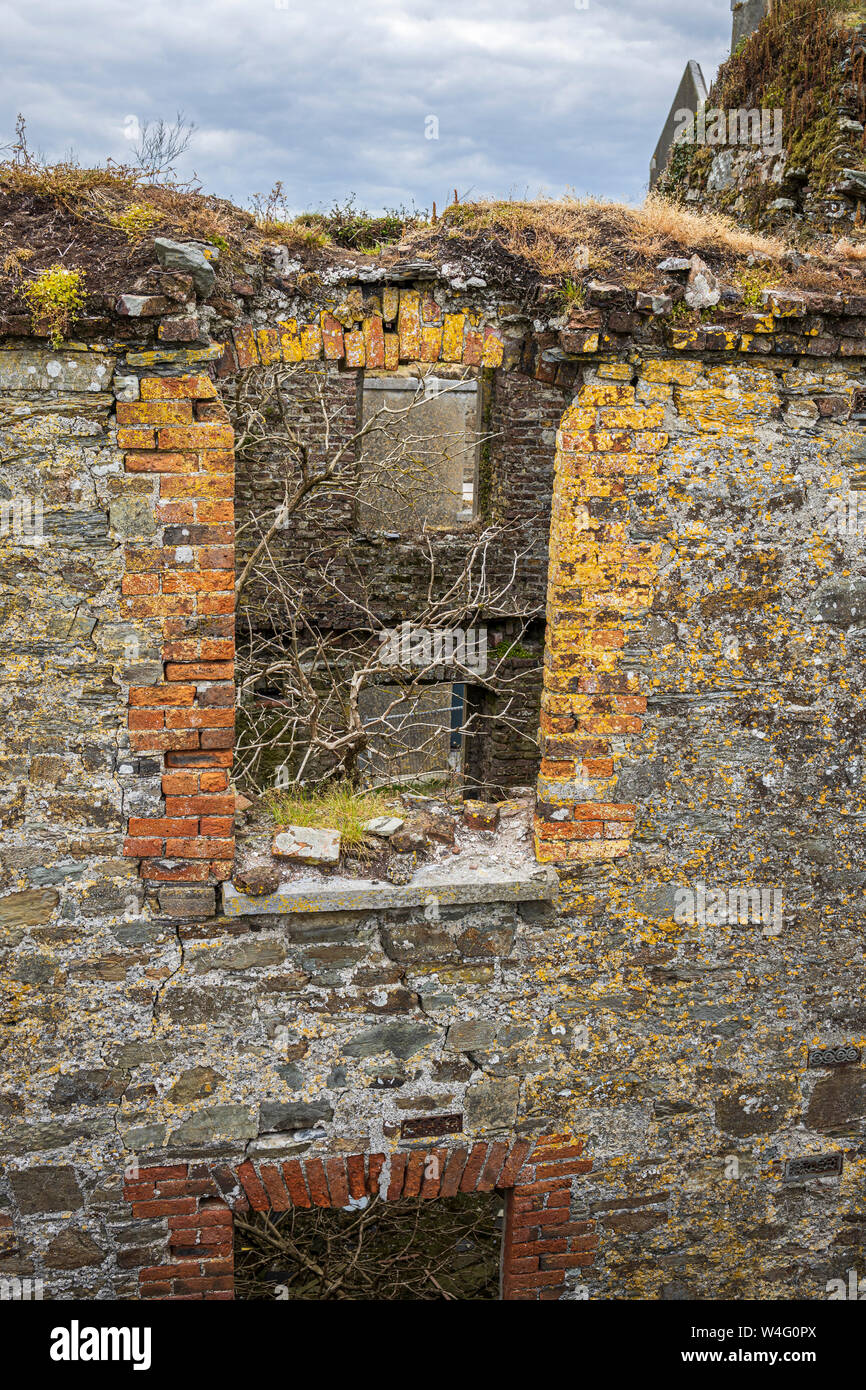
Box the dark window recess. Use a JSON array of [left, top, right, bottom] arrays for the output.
[[450, 684, 465, 751], [234, 1192, 503, 1300]]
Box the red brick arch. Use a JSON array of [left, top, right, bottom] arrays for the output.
[[124, 1135, 594, 1301]]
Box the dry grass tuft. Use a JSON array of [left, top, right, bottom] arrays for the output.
[[634, 194, 786, 261], [407, 192, 795, 288], [835, 236, 866, 260]]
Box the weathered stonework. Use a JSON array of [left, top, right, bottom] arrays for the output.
[[0, 233, 864, 1302]]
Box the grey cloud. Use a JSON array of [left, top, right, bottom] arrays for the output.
[[0, 0, 731, 212]]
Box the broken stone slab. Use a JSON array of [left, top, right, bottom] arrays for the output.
[[685, 254, 721, 309], [841, 168, 866, 195], [463, 800, 500, 831], [363, 815, 404, 838], [272, 825, 341, 865], [390, 824, 427, 853], [222, 865, 558, 916], [410, 811, 455, 845], [657, 257, 691, 273], [153, 237, 216, 298], [115, 294, 174, 317], [636, 290, 673, 315], [233, 866, 280, 897]]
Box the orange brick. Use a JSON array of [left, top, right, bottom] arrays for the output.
[[129, 685, 197, 706], [118, 428, 156, 449], [161, 772, 199, 794], [129, 731, 200, 753], [573, 802, 635, 820], [123, 596, 196, 618], [124, 836, 162, 857], [200, 816, 234, 836], [198, 501, 234, 524], [538, 821, 603, 840], [201, 770, 228, 792], [164, 838, 234, 858], [129, 818, 199, 837], [122, 574, 159, 594], [198, 594, 236, 615], [163, 572, 234, 594], [165, 709, 234, 729], [124, 451, 198, 474], [158, 425, 234, 450], [540, 759, 574, 777], [165, 661, 233, 681], [117, 401, 193, 426], [197, 451, 234, 474], [159, 475, 234, 500], [583, 757, 614, 777], [163, 796, 236, 820], [128, 709, 164, 730], [141, 375, 217, 400]]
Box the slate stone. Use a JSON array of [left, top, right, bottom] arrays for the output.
[[258, 1100, 333, 1133], [815, 581, 866, 627], [49, 1070, 128, 1110], [715, 1081, 798, 1137], [167, 1105, 256, 1147], [10, 1165, 83, 1214], [167, 1067, 223, 1104], [108, 497, 157, 540], [464, 1076, 519, 1132], [0, 889, 59, 929], [233, 866, 281, 897], [806, 1069, 866, 1134], [153, 238, 216, 298], [158, 987, 251, 1027], [45, 1227, 104, 1270], [343, 1021, 438, 1060], [275, 1063, 304, 1090], [192, 938, 286, 973]]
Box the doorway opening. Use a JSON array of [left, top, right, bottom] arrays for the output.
[[234, 1191, 503, 1300]]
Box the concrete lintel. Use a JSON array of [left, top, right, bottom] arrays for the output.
[[222, 866, 558, 916]]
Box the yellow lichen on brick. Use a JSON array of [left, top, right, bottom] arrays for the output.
[[256, 327, 281, 366], [300, 323, 323, 360], [442, 313, 465, 362], [398, 290, 421, 359], [278, 319, 303, 363], [382, 287, 400, 323]]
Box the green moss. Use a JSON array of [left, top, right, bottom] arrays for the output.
[[735, 266, 775, 307], [107, 204, 160, 242], [489, 638, 533, 658], [18, 264, 86, 347]]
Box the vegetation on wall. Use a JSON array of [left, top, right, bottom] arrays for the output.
[[657, 0, 865, 224], [18, 263, 86, 346]]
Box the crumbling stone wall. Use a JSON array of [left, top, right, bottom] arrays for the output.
[[535, 349, 866, 1298], [0, 246, 864, 1302]]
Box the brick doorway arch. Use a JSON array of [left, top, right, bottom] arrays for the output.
[[125, 1134, 595, 1301]]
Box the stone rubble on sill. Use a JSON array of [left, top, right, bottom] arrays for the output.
[[224, 793, 552, 915]]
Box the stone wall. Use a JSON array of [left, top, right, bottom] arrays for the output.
[[0, 245, 864, 1302]]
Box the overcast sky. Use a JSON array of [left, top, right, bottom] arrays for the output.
[[1, 0, 731, 216]]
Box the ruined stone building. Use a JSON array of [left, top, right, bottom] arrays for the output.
[[0, 2, 864, 1303]]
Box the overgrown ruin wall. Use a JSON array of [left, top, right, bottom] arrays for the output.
[[0, 255, 864, 1300]]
